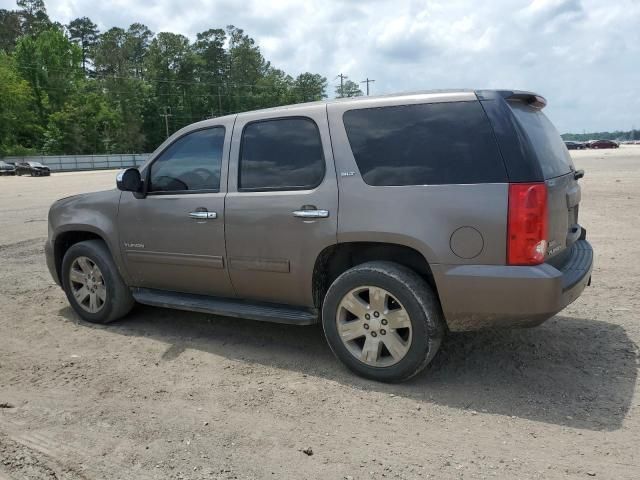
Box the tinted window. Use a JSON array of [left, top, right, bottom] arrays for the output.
[[239, 118, 325, 191], [150, 127, 225, 192], [343, 101, 506, 186], [509, 101, 573, 179]]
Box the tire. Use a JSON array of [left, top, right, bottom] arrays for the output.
[[322, 261, 444, 382], [61, 240, 134, 324]]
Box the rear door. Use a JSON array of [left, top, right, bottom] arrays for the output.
[[224, 105, 338, 307], [507, 101, 580, 262]]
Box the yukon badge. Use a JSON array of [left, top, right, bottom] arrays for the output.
[[340, 171, 356, 177]]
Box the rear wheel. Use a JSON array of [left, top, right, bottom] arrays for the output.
[[62, 240, 134, 324], [322, 261, 444, 382]]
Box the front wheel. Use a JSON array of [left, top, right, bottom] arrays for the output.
[[322, 261, 444, 382], [62, 240, 134, 324]]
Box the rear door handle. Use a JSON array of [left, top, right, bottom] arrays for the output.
[[292, 209, 329, 219], [189, 211, 217, 219]]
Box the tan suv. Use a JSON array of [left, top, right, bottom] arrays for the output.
[[45, 90, 593, 382]]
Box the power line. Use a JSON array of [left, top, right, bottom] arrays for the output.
[[15, 62, 322, 91], [360, 77, 375, 96]]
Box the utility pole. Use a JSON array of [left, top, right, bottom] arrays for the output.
[[361, 77, 375, 96], [336, 73, 348, 97], [160, 106, 172, 139], [218, 86, 223, 115]]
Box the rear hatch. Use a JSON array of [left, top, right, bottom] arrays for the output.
[[507, 99, 581, 265]]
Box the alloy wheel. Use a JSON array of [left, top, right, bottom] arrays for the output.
[[336, 286, 412, 367], [69, 256, 107, 313]]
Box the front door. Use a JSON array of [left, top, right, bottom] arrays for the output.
[[224, 105, 338, 307], [118, 120, 235, 297]]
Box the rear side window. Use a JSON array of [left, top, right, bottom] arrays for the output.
[[508, 101, 573, 179], [239, 118, 325, 191], [343, 101, 506, 186]]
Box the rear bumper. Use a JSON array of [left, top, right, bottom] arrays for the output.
[[433, 240, 593, 331]]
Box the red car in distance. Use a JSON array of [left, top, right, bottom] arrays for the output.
[[588, 139, 619, 149]]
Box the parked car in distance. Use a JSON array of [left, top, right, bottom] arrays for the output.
[[16, 161, 51, 176], [0, 160, 16, 175], [45, 89, 593, 382], [587, 139, 619, 149], [564, 141, 586, 150]]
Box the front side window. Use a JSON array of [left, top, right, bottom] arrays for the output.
[[239, 118, 325, 191], [149, 127, 225, 192], [343, 101, 507, 186]]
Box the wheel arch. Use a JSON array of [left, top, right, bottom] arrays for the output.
[[53, 228, 117, 285], [312, 241, 437, 310]]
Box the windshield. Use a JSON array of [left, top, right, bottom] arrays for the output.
[[29, 162, 44, 167], [509, 101, 574, 179]]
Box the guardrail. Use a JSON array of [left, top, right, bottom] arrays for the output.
[[2, 154, 150, 172]]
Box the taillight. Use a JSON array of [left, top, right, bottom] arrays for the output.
[[507, 183, 548, 265]]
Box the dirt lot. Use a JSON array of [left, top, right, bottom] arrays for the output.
[[0, 147, 639, 479]]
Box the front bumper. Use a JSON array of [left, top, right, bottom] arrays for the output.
[[434, 240, 593, 331], [44, 238, 60, 286]]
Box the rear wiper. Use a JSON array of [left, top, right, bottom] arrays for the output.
[[573, 169, 585, 180]]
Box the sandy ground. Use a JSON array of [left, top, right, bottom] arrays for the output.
[[0, 147, 639, 479]]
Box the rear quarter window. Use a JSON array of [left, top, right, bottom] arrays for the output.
[[343, 101, 507, 186], [508, 101, 574, 179]]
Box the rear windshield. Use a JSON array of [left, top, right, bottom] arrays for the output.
[[343, 101, 506, 186], [508, 101, 573, 179]]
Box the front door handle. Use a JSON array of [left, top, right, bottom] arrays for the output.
[[292, 209, 329, 219], [189, 211, 217, 220]]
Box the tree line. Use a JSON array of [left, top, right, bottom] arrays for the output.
[[561, 130, 640, 142], [0, 0, 335, 156]]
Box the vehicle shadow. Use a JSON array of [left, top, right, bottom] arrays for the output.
[[60, 305, 638, 432]]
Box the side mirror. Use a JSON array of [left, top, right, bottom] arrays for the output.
[[117, 168, 143, 192]]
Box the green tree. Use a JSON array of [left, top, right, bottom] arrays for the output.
[[0, 52, 40, 155], [14, 27, 82, 122], [192, 28, 227, 116], [43, 85, 121, 154], [16, 0, 50, 35], [0, 9, 23, 52], [335, 79, 363, 98], [145, 32, 198, 143], [67, 16, 98, 73], [125, 23, 153, 78], [1, 0, 330, 155], [193, 28, 226, 82], [93, 27, 128, 75], [226, 25, 267, 112], [294, 72, 327, 102], [93, 27, 151, 152], [251, 67, 295, 109]]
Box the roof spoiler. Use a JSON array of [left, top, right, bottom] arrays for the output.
[[475, 90, 547, 109]]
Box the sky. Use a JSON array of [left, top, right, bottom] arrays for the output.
[[3, 0, 639, 133]]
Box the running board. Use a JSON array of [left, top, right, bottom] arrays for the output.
[[132, 288, 318, 325]]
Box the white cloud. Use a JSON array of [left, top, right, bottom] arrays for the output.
[[2, 0, 639, 132]]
